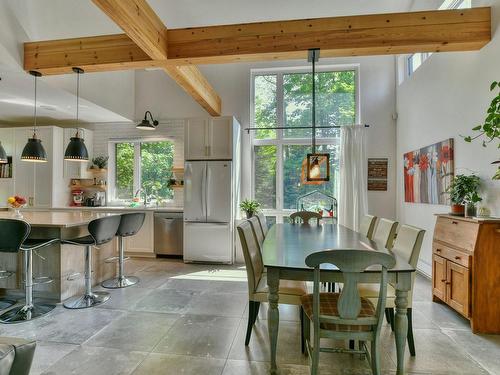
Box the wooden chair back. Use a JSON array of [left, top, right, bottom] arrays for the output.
[[359, 214, 377, 240], [290, 211, 322, 225], [249, 216, 265, 248], [372, 218, 398, 250], [237, 221, 264, 295], [256, 211, 268, 236], [305, 249, 396, 332]]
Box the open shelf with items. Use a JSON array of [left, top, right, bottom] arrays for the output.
[[0, 156, 13, 179]]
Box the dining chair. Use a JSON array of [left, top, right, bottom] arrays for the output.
[[372, 218, 398, 250], [359, 214, 377, 240], [301, 249, 396, 375], [290, 211, 322, 225], [237, 221, 307, 351], [358, 224, 425, 356], [256, 211, 269, 237], [249, 216, 265, 248]]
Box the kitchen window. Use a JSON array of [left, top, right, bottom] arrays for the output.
[[251, 66, 359, 222], [111, 139, 175, 203]]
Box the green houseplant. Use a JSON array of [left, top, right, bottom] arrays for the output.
[[463, 81, 500, 179], [446, 174, 482, 217], [240, 199, 260, 219], [91, 156, 108, 169]]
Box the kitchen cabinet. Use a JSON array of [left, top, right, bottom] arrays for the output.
[[185, 116, 237, 160], [63, 128, 93, 179], [124, 211, 155, 256], [432, 214, 500, 333], [0, 129, 15, 204]]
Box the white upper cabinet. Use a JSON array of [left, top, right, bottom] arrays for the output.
[[63, 128, 93, 179], [185, 116, 235, 160]]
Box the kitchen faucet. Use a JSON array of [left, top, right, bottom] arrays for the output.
[[134, 188, 148, 207]]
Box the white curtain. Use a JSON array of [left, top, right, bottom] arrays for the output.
[[338, 125, 368, 231]]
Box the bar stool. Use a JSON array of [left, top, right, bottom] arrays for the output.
[[102, 212, 145, 289], [0, 219, 58, 323], [62, 215, 121, 309]]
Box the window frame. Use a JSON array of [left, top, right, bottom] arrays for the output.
[[250, 64, 360, 222], [107, 136, 174, 203]]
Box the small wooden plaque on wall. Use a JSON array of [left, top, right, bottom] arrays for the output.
[[368, 158, 388, 191]]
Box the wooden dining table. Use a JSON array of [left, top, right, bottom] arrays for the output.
[[262, 223, 414, 375]]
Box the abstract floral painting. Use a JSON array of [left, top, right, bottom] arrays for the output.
[[404, 139, 454, 205]]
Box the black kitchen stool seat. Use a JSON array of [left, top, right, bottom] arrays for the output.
[[102, 213, 145, 289], [0, 219, 58, 324], [62, 215, 121, 309]]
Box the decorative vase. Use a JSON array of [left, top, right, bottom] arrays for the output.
[[450, 204, 465, 216], [465, 205, 477, 218]]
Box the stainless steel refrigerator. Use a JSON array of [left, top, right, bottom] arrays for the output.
[[183, 160, 234, 263]]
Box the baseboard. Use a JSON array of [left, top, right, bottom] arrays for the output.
[[416, 259, 432, 279]]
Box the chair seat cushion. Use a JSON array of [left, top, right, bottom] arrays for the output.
[[61, 235, 95, 246], [252, 275, 307, 304], [301, 292, 376, 332]]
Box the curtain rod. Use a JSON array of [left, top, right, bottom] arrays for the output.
[[244, 124, 370, 134]]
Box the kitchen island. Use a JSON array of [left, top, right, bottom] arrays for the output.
[[0, 211, 119, 302]]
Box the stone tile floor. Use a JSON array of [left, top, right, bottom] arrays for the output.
[[0, 258, 499, 375]]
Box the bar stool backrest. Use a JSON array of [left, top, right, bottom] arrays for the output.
[[117, 213, 146, 237], [88, 215, 122, 245], [0, 219, 30, 253]]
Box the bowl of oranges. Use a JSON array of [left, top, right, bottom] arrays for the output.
[[7, 195, 27, 218]]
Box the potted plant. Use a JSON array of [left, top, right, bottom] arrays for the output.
[[463, 81, 500, 180], [91, 156, 108, 169], [240, 199, 260, 219], [446, 174, 482, 217]]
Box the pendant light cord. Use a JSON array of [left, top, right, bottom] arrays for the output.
[[312, 51, 316, 153], [76, 70, 80, 137], [33, 74, 37, 138]]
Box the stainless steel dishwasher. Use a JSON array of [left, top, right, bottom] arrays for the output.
[[154, 211, 183, 256]]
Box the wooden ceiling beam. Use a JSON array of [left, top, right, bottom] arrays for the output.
[[91, 0, 221, 115]]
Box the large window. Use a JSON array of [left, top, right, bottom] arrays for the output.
[[251, 66, 358, 222], [112, 140, 175, 203]]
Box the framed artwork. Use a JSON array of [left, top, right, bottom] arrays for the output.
[[367, 158, 388, 191], [404, 138, 454, 205]]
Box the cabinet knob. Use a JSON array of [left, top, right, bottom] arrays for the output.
[[436, 248, 442, 252], [451, 221, 458, 225], [455, 256, 461, 260], [445, 281, 451, 285], [441, 279, 447, 282]]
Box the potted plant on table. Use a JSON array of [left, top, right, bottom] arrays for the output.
[[446, 174, 482, 217], [240, 199, 260, 219]]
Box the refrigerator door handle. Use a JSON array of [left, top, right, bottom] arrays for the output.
[[206, 165, 211, 217], [201, 162, 206, 218]]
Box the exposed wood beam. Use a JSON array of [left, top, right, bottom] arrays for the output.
[[24, 7, 491, 70], [91, 0, 221, 115], [91, 0, 168, 60], [167, 7, 491, 63]]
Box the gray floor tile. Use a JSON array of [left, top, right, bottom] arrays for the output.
[[412, 301, 471, 331], [29, 341, 79, 375], [153, 314, 240, 358], [186, 292, 248, 317], [85, 311, 179, 352], [128, 271, 177, 289], [94, 286, 155, 311], [131, 353, 225, 375], [222, 360, 310, 375], [41, 346, 146, 375], [131, 288, 200, 314], [160, 277, 248, 294], [245, 302, 302, 322]]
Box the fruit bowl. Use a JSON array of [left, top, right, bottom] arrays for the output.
[[7, 196, 27, 218]]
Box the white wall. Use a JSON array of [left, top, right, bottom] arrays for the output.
[[134, 55, 397, 219], [396, 1, 500, 276]]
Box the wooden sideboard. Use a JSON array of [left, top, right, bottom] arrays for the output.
[[432, 214, 500, 334]]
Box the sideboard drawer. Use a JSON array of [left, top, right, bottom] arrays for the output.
[[433, 242, 470, 268], [433, 217, 479, 252]]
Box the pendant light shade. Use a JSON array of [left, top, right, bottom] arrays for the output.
[[136, 111, 159, 130], [64, 67, 89, 162], [21, 71, 48, 162], [0, 142, 8, 164]]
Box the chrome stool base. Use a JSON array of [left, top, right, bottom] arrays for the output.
[[102, 276, 139, 289], [63, 291, 110, 309], [0, 302, 56, 324], [0, 299, 17, 311]]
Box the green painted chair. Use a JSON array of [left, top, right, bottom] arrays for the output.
[[290, 211, 322, 225], [372, 218, 398, 250], [237, 221, 307, 350], [359, 214, 377, 240], [301, 249, 396, 375], [358, 224, 425, 356], [256, 211, 268, 237]]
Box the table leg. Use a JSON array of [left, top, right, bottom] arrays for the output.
[[394, 288, 408, 375], [267, 268, 280, 374]]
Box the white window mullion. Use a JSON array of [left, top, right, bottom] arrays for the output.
[[133, 143, 141, 194], [276, 72, 285, 212]]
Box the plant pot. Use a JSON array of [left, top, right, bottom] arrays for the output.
[[465, 205, 477, 218], [450, 204, 465, 216], [245, 212, 253, 219]]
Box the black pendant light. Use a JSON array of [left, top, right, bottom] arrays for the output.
[[21, 71, 48, 162], [301, 49, 330, 184], [136, 111, 159, 130], [0, 142, 7, 164], [64, 67, 89, 162]]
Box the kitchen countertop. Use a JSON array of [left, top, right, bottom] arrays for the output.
[[0, 210, 118, 228], [9, 206, 183, 213]]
